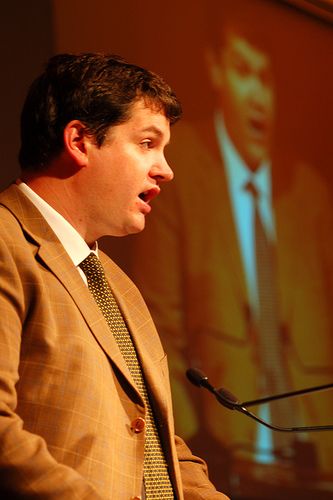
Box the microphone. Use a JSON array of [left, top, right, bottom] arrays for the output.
[[186, 368, 333, 432]]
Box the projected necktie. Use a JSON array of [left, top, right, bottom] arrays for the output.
[[246, 181, 296, 460], [79, 253, 174, 499]]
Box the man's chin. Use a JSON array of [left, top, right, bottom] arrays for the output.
[[245, 146, 269, 172], [108, 213, 148, 237], [106, 223, 145, 238], [124, 219, 146, 236]]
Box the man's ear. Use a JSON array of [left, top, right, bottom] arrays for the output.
[[63, 120, 91, 167]]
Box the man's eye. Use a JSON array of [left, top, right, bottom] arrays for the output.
[[233, 59, 250, 77], [141, 140, 152, 149]]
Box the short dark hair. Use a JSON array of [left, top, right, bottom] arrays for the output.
[[19, 53, 182, 170], [205, 0, 278, 59]]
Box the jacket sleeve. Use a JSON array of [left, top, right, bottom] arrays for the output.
[[0, 234, 102, 499], [175, 435, 230, 499]]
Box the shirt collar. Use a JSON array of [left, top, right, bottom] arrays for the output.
[[16, 180, 97, 266], [215, 112, 272, 199]]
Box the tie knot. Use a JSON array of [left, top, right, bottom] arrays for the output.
[[244, 180, 259, 200], [79, 252, 104, 278]]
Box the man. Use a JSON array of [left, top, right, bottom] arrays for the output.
[[0, 53, 228, 499], [116, 8, 333, 497]]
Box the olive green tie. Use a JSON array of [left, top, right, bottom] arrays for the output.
[[79, 252, 174, 499]]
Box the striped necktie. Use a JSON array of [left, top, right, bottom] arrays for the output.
[[245, 181, 298, 461], [79, 252, 174, 499]]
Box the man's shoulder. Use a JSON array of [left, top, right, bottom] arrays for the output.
[[0, 184, 30, 238], [0, 182, 20, 203], [0, 183, 27, 224], [273, 157, 331, 204], [0, 186, 23, 233]]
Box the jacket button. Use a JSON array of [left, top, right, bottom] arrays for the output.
[[131, 417, 145, 433], [130, 497, 141, 500]]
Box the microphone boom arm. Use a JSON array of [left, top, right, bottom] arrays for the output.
[[242, 382, 333, 408], [186, 368, 333, 432]]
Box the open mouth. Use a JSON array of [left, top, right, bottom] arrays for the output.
[[138, 187, 160, 204], [250, 117, 265, 131], [139, 191, 149, 202], [248, 116, 269, 141]]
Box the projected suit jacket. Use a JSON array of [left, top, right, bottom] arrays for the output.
[[0, 184, 228, 499], [124, 119, 333, 476]]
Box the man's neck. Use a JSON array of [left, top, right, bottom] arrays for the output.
[[21, 170, 89, 242]]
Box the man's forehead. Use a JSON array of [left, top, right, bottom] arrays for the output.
[[224, 30, 272, 70], [105, 98, 170, 142], [128, 97, 167, 119]]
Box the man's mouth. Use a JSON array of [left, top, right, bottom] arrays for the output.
[[138, 187, 160, 204], [139, 191, 149, 201], [248, 116, 270, 141]]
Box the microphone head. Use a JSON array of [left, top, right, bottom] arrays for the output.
[[186, 367, 240, 410], [186, 368, 209, 388], [215, 387, 240, 409]]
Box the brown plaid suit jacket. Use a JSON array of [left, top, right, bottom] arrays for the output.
[[0, 184, 226, 499]]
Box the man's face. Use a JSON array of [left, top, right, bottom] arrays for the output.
[[84, 99, 173, 241], [216, 31, 275, 171]]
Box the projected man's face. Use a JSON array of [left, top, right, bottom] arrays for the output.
[[215, 31, 275, 172]]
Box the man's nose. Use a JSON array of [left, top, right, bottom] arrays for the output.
[[249, 76, 272, 108], [152, 157, 174, 183]]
